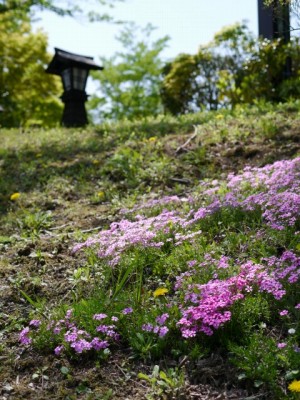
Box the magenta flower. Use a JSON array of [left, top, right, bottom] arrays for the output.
[[54, 345, 64, 355], [158, 326, 169, 337], [19, 327, 32, 345], [142, 323, 153, 332], [29, 319, 41, 328], [122, 308, 133, 315], [156, 313, 169, 325], [279, 310, 289, 316], [93, 313, 108, 320], [277, 342, 287, 349], [70, 339, 92, 353], [91, 338, 109, 350]]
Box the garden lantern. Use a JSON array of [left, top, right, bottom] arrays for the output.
[[46, 48, 103, 127]]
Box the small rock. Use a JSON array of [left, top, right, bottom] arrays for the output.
[[3, 384, 14, 393]]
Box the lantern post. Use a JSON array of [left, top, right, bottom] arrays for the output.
[[46, 48, 103, 127]]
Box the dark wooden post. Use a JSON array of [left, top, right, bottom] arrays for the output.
[[258, 0, 290, 42], [258, 0, 291, 78]]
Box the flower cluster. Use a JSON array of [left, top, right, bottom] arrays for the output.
[[19, 308, 133, 356], [176, 250, 300, 338], [141, 313, 170, 338], [120, 195, 190, 214], [74, 158, 300, 270], [73, 210, 190, 265]]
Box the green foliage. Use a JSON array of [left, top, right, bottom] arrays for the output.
[[0, 11, 63, 127], [3, 101, 300, 398], [0, 0, 123, 20], [88, 23, 169, 121], [161, 22, 300, 115], [138, 365, 186, 400], [229, 332, 281, 390]]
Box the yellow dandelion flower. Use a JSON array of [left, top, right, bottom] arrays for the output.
[[97, 191, 105, 199], [288, 380, 300, 392], [10, 192, 21, 201], [148, 136, 157, 142], [216, 114, 224, 120], [153, 287, 168, 297]]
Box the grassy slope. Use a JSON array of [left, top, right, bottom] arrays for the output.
[[0, 101, 300, 399]]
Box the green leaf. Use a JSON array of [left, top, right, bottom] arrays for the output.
[[60, 366, 69, 375], [254, 380, 263, 388], [285, 370, 299, 380], [152, 365, 160, 378], [0, 236, 12, 244], [137, 373, 151, 382]]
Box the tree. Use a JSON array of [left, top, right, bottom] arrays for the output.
[[161, 23, 300, 115], [88, 23, 169, 121], [161, 24, 254, 115], [0, 0, 124, 21], [0, 11, 63, 127]]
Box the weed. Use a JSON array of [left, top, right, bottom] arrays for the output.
[[138, 365, 186, 399]]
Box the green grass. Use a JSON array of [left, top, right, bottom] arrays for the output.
[[1, 101, 300, 399]]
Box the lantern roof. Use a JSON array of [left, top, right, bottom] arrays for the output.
[[46, 48, 103, 75]]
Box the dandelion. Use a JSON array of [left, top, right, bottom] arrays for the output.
[[97, 191, 105, 200], [153, 287, 168, 297], [10, 192, 20, 201], [288, 380, 300, 392]]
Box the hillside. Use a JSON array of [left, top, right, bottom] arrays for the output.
[[0, 101, 300, 399]]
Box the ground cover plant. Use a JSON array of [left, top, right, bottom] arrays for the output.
[[1, 101, 300, 399]]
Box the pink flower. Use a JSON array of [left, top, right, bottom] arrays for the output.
[[54, 345, 64, 355], [93, 313, 108, 320], [91, 338, 109, 350], [279, 310, 289, 316], [277, 342, 287, 349], [156, 313, 169, 325], [122, 308, 133, 315], [29, 319, 41, 328], [158, 326, 169, 337], [19, 327, 32, 345]]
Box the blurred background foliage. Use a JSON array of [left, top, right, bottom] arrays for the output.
[[1, 1, 300, 127], [161, 23, 300, 115]]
